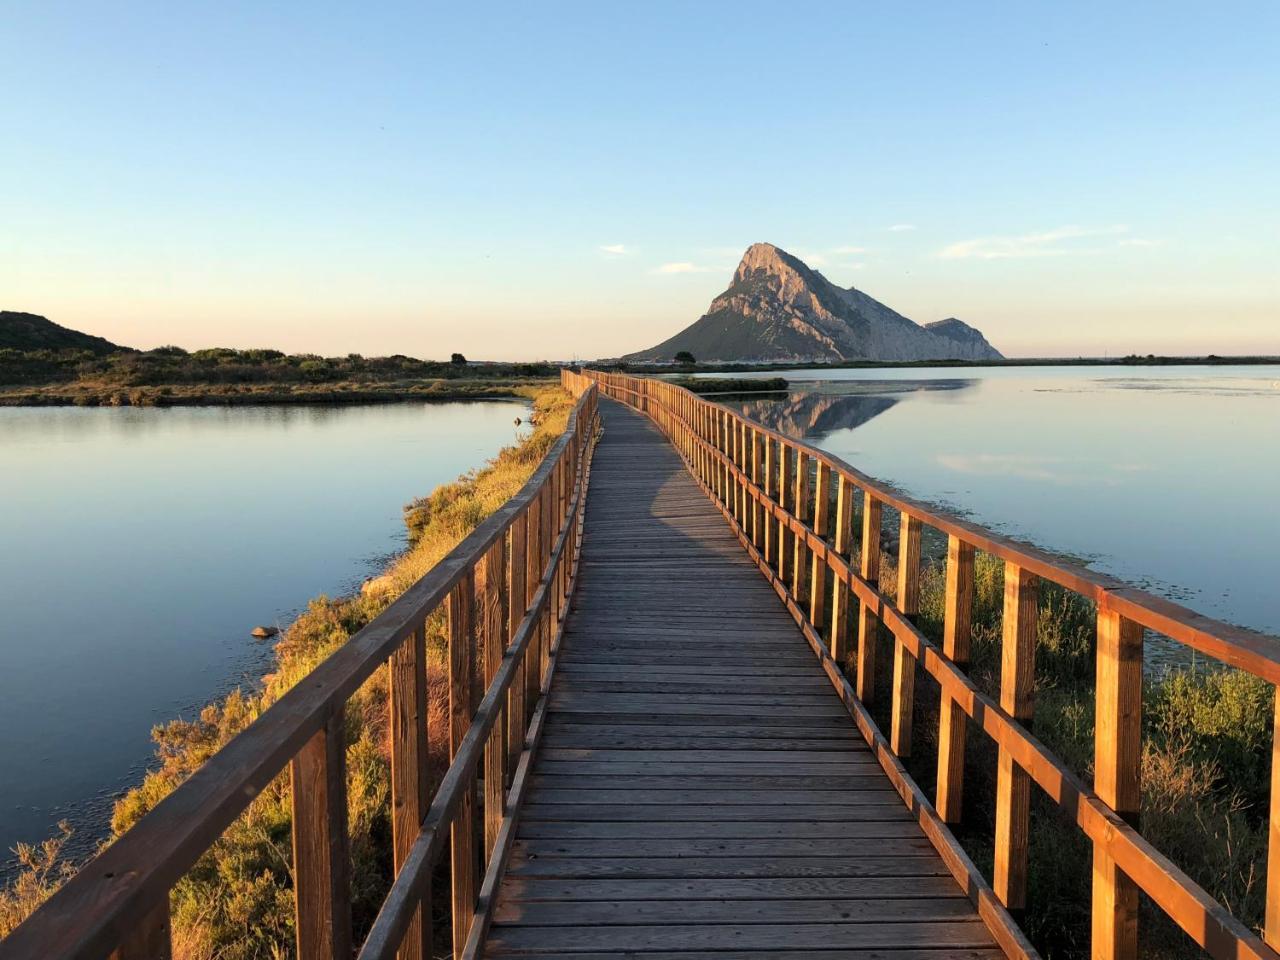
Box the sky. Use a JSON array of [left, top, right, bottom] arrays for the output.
[[2, 1, 1277, 360]]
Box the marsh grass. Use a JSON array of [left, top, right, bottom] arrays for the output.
[[895, 549, 1272, 958], [0, 385, 576, 957]]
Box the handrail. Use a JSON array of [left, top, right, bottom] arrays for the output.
[[579, 368, 1280, 960], [0, 379, 600, 960]]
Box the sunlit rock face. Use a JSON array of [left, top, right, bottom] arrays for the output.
[[628, 243, 1003, 363]]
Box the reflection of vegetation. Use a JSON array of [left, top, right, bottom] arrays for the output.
[[0, 346, 556, 405], [669, 376, 787, 394], [0, 385, 576, 957], [863, 549, 1272, 958]]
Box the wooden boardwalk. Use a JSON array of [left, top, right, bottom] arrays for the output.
[[484, 400, 1002, 958]]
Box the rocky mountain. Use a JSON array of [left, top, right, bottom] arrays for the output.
[[628, 243, 1003, 363], [0, 311, 121, 354]]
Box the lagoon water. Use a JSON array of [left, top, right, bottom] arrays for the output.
[[723, 365, 1280, 639], [0, 400, 524, 873]]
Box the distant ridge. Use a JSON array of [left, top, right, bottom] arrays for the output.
[[0, 311, 122, 354], [627, 243, 1003, 362]]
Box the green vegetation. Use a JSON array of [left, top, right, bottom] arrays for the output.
[[864, 548, 1272, 959], [669, 376, 788, 394], [0, 385, 577, 956], [0, 345, 556, 406]]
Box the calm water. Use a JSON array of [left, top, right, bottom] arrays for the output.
[[721, 365, 1280, 638], [0, 401, 524, 872]]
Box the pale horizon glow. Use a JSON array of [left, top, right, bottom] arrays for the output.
[[2, 2, 1277, 360]]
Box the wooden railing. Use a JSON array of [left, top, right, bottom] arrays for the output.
[[580, 368, 1280, 960], [0, 380, 599, 960]]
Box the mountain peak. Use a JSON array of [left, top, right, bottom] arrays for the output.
[[627, 244, 1003, 363]]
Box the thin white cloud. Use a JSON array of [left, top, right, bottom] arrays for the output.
[[832, 245, 867, 254], [888, 224, 916, 232], [1118, 237, 1159, 248], [652, 262, 713, 274], [938, 224, 1131, 260], [599, 244, 628, 256], [848, 261, 867, 270]]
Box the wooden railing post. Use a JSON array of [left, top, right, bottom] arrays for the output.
[[1269, 692, 1280, 949], [829, 475, 855, 665], [763, 436, 775, 565], [524, 494, 543, 714], [110, 900, 172, 960], [890, 511, 923, 757], [1093, 604, 1143, 960], [808, 462, 830, 629], [750, 428, 763, 549], [448, 574, 477, 960], [291, 710, 352, 960], [389, 623, 430, 960], [776, 443, 791, 583], [994, 562, 1038, 913], [792, 450, 811, 602], [936, 535, 974, 823], [507, 510, 528, 776], [855, 492, 882, 704], [482, 539, 508, 855]]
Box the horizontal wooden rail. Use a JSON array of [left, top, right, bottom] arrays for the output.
[[0, 378, 600, 960], [578, 368, 1280, 960]]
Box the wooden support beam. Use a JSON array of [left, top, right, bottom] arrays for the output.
[[829, 475, 855, 666], [763, 437, 775, 565], [792, 450, 811, 603], [449, 573, 477, 960], [994, 562, 1038, 912], [936, 536, 974, 824], [776, 443, 791, 583], [1093, 604, 1143, 960], [808, 462, 831, 629], [110, 900, 171, 960], [389, 624, 430, 960], [890, 511, 923, 757], [291, 710, 352, 960], [1269, 691, 1280, 950], [855, 492, 882, 704], [507, 512, 528, 778], [482, 540, 508, 856]]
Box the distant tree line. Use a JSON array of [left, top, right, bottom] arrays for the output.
[[0, 346, 554, 388]]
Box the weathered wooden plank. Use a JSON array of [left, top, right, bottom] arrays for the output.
[[513, 837, 935, 858], [290, 711, 352, 960], [516, 820, 917, 840], [495, 875, 965, 902], [936, 535, 974, 824], [526, 788, 899, 805], [855, 492, 883, 703], [388, 625, 429, 960], [1093, 604, 1143, 960], [448, 573, 477, 960], [503, 854, 948, 880], [993, 562, 1037, 912], [519, 802, 914, 823], [492, 896, 976, 925], [485, 921, 993, 951]]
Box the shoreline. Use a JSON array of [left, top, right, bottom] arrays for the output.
[[0, 378, 555, 407]]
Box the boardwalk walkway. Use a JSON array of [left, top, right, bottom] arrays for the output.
[[483, 400, 1001, 958]]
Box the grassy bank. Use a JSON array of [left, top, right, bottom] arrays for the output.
[[0, 384, 576, 957], [0, 345, 556, 406], [862, 544, 1271, 958]]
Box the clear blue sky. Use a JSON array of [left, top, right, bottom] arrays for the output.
[[3, 1, 1277, 359]]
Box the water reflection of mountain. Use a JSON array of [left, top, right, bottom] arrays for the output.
[[738, 379, 974, 440]]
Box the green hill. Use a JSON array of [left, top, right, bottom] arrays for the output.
[[0, 311, 122, 354]]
